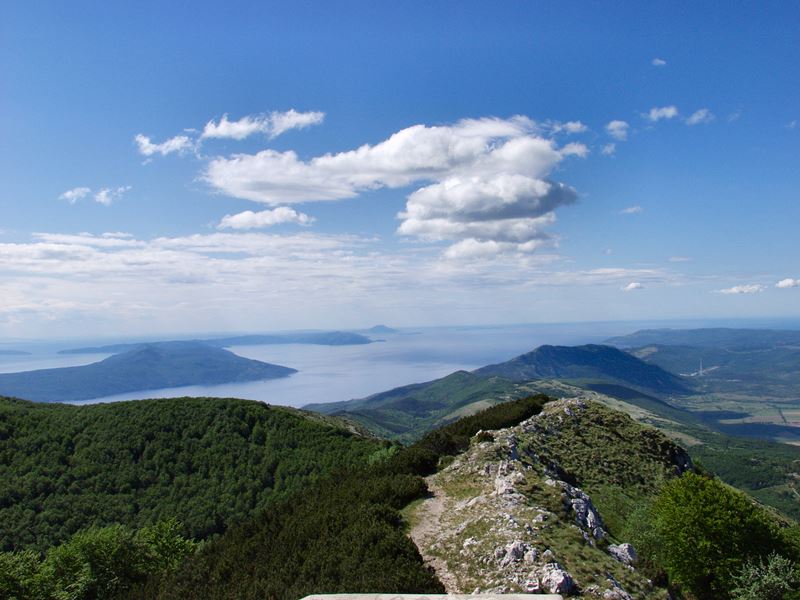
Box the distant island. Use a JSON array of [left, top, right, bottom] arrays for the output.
[[364, 325, 399, 334], [0, 350, 32, 356], [0, 341, 296, 402], [58, 330, 373, 355]]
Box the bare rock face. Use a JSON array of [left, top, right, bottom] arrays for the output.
[[608, 543, 638, 566], [545, 478, 607, 541], [497, 540, 531, 568], [538, 561, 576, 595]]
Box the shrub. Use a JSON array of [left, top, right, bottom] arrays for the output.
[[652, 472, 786, 599]]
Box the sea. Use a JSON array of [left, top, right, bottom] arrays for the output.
[[1, 318, 798, 409]]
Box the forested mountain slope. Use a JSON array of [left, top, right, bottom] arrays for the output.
[[0, 396, 382, 552], [308, 344, 692, 442], [475, 344, 692, 396]]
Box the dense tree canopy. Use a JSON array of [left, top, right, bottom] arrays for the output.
[[649, 472, 799, 600], [0, 396, 383, 551]]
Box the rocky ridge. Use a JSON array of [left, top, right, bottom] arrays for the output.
[[408, 397, 692, 598]]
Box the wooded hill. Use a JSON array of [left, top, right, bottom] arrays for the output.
[[0, 395, 382, 552]]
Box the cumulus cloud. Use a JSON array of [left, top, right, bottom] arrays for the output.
[[218, 207, 315, 230], [787, 120, 797, 130], [59, 187, 91, 204], [686, 108, 715, 126], [605, 120, 629, 141], [718, 284, 765, 294], [622, 282, 643, 292], [549, 120, 588, 134], [134, 134, 195, 157], [93, 186, 131, 206], [652, 58, 667, 67], [601, 143, 616, 156], [204, 116, 585, 256], [620, 205, 643, 215], [201, 110, 325, 140], [645, 106, 679, 122], [776, 278, 799, 288]]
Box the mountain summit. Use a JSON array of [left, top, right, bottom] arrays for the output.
[[475, 344, 691, 396]]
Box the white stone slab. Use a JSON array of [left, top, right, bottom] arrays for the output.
[[301, 595, 563, 600]]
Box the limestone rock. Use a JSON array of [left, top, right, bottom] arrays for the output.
[[602, 575, 633, 599], [608, 543, 638, 566], [498, 540, 531, 567], [539, 561, 576, 595]]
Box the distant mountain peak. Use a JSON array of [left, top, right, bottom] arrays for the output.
[[474, 343, 691, 396]]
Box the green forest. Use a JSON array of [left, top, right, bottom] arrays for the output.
[[1, 393, 799, 600], [0, 395, 383, 551]]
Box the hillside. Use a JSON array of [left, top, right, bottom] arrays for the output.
[[59, 331, 373, 355], [604, 328, 800, 445], [145, 395, 552, 600], [306, 371, 528, 440], [475, 344, 692, 396], [308, 344, 692, 442], [606, 327, 800, 350], [0, 395, 383, 552], [408, 398, 692, 597], [0, 342, 296, 402]]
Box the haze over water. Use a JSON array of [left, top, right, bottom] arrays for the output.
[[2, 318, 797, 408]]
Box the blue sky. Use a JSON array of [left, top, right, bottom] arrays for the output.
[[1, 1, 798, 337]]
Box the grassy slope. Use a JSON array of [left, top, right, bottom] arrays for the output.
[[0, 396, 383, 552], [307, 371, 529, 441], [407, 398, 686, 597], [562, 384, 800, 521]]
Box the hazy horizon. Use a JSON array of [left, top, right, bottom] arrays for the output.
[[2, 3, 799, 339]]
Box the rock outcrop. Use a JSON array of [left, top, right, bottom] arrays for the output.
[[408, 397, 683, 599]]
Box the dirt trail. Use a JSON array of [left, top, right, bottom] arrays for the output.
[[407, 476, 461, 593]]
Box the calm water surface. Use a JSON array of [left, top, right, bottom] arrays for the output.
[[3, 319, 795, 408]]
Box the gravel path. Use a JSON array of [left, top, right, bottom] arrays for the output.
[[407, 477, 461, 593]]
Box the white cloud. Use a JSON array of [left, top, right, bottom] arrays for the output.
[[686, 108, 715, 126], [788, 120, 797, 130], [59, 187, 91, 204], [0, 230, 683, 336], [652, 58, 667, 67], [560, 142, 589, 157], [201, 110, 325, 140], [620, 205, 643, 215], [93, 186, 131, 206], [718, 284, 765, 295], [728, 110, 742, 122], [669, 256, 692, 263], [550, 120, 588, 134], [204, 116, 585, 255], [134, 134, 194, 157], [622, 282, 643, 292], [218, 207, 315, 230], [645, 106, 679, 122], [776, 278, 799, 289], [601, 143, 616, 156], [605, 120, 629, 141]]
